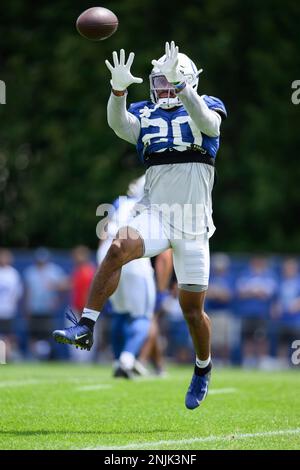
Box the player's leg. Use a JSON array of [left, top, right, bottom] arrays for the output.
[[117, 316, 151, 378], [112, 313, 133, 378], [172, 233, 212, 409], [85, 207, 169, 318], [113, 265, 156, 377], [178, 287, 212, 409], [0, 320, 16, 362], [124, 317, 151, 359], [87, 207, 169, 316], [139, 249, 173, 374], [53, 226, 144, 350], [139, 316, 164, 374], [111, 313, 126, 366], [53, 208, 170, 350], [86, 227, 144, 312], [178, 289, 210, 361]]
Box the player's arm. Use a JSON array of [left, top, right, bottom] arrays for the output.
[[107, 92, 140, 144], [155, 249, 173, 292], [105, 50, 142, 144], [176, 86, 221, 137], [152, 41, 221, 137]]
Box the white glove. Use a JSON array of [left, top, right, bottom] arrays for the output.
[[105, 49, 143, 91], [151, 41, 184, 84]]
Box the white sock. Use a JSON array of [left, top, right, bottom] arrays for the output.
[[196, 355, 211, 369], [119, 351, 135, 370], [82, 308, 100, 322]]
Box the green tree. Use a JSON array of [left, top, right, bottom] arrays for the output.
[[0, 0, 299, 251]]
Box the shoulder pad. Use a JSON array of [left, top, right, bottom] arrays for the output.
[[202, 95, 227, 120], [128, 101, 152, 117]]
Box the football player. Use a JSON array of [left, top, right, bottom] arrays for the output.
[[97, 175, 155, 378], [53, 41, 227, 409]]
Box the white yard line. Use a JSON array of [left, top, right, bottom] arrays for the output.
[[208, 387, 236, 395], [0, 379, 42, 388], [75, 384, 112, 391], [84, 428, 300, 450], [0, 378, 112, 389], [0, 381, 232, 393]]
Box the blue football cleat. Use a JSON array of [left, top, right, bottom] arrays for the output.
[[52, 309, 94, 351], [185, 367, 211, 410]]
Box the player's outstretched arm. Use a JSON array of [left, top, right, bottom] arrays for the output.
[[105, 50, 142, 144], [152, 41, 221, 137], [105, 49, 143, 91], [178, 86, 221, 137], [151, 41, 183, 84]]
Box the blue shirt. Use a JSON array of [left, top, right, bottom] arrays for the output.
[[128, 95, 227, 163], [24, 263, 66, 314], [206, 273, 234, 311], [279, 276, 300, 325], [235, 269, 278, 318]]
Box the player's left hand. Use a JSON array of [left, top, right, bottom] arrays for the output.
[[151, 41, 184, 84]]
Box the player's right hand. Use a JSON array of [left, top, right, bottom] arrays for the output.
[[151, 41, 184, 84], [105, 50, 143, 91]]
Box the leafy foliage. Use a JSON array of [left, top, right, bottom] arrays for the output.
[[0, 0, 299, 250]]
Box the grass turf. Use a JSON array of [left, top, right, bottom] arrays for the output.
[[0, 363, 299, 450]]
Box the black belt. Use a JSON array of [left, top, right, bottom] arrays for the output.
[[143, 149, 215, 168]]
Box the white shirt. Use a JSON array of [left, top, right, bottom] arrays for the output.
[[97, 196, 155, 317], [98, 196, 154, 276], [0, 266, 23, 319]]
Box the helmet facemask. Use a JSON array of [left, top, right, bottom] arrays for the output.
[[150, 73, 180, 109], [149, 53, 202, 109]]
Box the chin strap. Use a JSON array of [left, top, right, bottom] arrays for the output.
[[158, 100, 181, 109], [158, 93, 182, 108]]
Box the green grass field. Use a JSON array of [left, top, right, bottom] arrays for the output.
[[0, 363, 299, 450]]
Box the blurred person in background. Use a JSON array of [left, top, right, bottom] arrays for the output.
[[275, 258, 300, 365], [70, 246, 96, 314], [139, 248, 173, 375], [67, 246, 96, 362], [205, 253, 235, 364], [161, 278, 193, 363], [97, 176, 156, 378], [0, 249, 23, 361], [235, 256, 278, 367], [24, 248, 68, 360]]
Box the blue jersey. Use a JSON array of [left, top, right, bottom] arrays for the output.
[[128, 95, 227, 163]]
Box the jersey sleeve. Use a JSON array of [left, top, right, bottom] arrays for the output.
[[203, 96, 227, 120], [107, 94, 141, 145]]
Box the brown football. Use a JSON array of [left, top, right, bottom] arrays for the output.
[[76, 7, 118, 41]]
